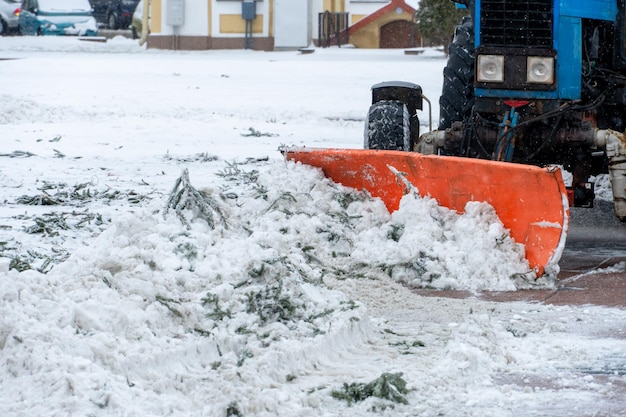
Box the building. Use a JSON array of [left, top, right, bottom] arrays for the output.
[[143, 0, 420, 50], [348, 0, 419, 48]]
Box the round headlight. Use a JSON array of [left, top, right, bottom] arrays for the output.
[[477, 55, 504, 83], [527, 57, 554, 84]]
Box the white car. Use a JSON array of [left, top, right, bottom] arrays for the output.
[[0, 0, 20, 35], [131, 0, 148, 39]]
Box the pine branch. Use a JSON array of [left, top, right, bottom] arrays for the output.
[[164, 168, 227, 229]]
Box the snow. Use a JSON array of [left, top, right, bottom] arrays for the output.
[[38, 0, 93, 12], [1, 36, 625, 416]]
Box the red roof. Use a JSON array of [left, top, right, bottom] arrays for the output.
[[348, 0, 416, 35]]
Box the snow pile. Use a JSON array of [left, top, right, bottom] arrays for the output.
[[0, 160, 542, 415], [157, 161, 533, 292], [0, 162, 366, 415], [352, 195, 533, 291], [0, 35, 146, 54]]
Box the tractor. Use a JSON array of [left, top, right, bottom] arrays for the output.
[[283, 0, 626, 276], [365, 0, 626, 220]]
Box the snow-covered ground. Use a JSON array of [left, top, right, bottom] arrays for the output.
[[1, 36, 625, 416]]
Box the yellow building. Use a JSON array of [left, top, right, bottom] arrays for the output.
[[143, 0, 418, 50]]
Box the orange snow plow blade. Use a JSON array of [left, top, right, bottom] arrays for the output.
[[283, 147, 569, 277]]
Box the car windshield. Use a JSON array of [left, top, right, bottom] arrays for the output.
[[38, 0, 92, 12]]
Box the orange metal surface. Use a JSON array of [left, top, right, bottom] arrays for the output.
[[283, 147, 570, 277]]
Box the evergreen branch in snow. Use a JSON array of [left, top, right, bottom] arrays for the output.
[[240, 127, 277, 137], [0, 150, 36, 158], [164, 168, 227, 229], [16, 182, 148, 206], [155, 295, 183, 318], [216, 161, 260, 185], [226, 401, 243, 416], [331, 372, 409, 405]]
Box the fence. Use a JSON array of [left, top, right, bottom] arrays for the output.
[[318, 11, 349, 48]]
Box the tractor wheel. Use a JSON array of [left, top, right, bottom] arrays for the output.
[[438, 16, 475, 130], [364, 100, 411, 151]]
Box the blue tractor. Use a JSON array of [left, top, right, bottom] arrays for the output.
[[364, 0, 626, 220]]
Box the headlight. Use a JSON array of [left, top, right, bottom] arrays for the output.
[[527, 56, 554, 84], [477, 55, 504, 83]]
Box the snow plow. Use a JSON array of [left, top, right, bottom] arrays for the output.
[[284, 0, 626, 278], [282, 147, 568, 277]]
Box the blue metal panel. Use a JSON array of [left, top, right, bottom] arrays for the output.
[[556, 16, 582, 99], [475, 16, 582, 100], [475, 88, 559, 100], [473, 0, 595, 101], [560, 0, 616, 21]]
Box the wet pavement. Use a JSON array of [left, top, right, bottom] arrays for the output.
[[543, 200, 626, 308]]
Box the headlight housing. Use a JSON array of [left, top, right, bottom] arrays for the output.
[[527, 56, 554, 84], [477, 55, 504, 83]]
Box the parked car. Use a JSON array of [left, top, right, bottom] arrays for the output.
[[89, 0, 138, 30], [18, 0, 98, 36], [0, 0, 20, 35]]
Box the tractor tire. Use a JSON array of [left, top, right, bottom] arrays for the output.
[[438, 16, 475, 130], [364, 100, 411, 151]]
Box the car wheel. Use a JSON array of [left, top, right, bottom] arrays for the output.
[[0, 18, 6, 36], [131, 27, 138, 39], [108, 12, 119, 30]]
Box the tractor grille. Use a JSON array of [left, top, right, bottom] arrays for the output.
[[480, 0, 553, 48]]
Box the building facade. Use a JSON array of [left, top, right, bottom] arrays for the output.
[[144, 0, 419, 50]]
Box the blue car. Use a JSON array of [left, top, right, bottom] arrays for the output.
[[18, 0, 98, 36]]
